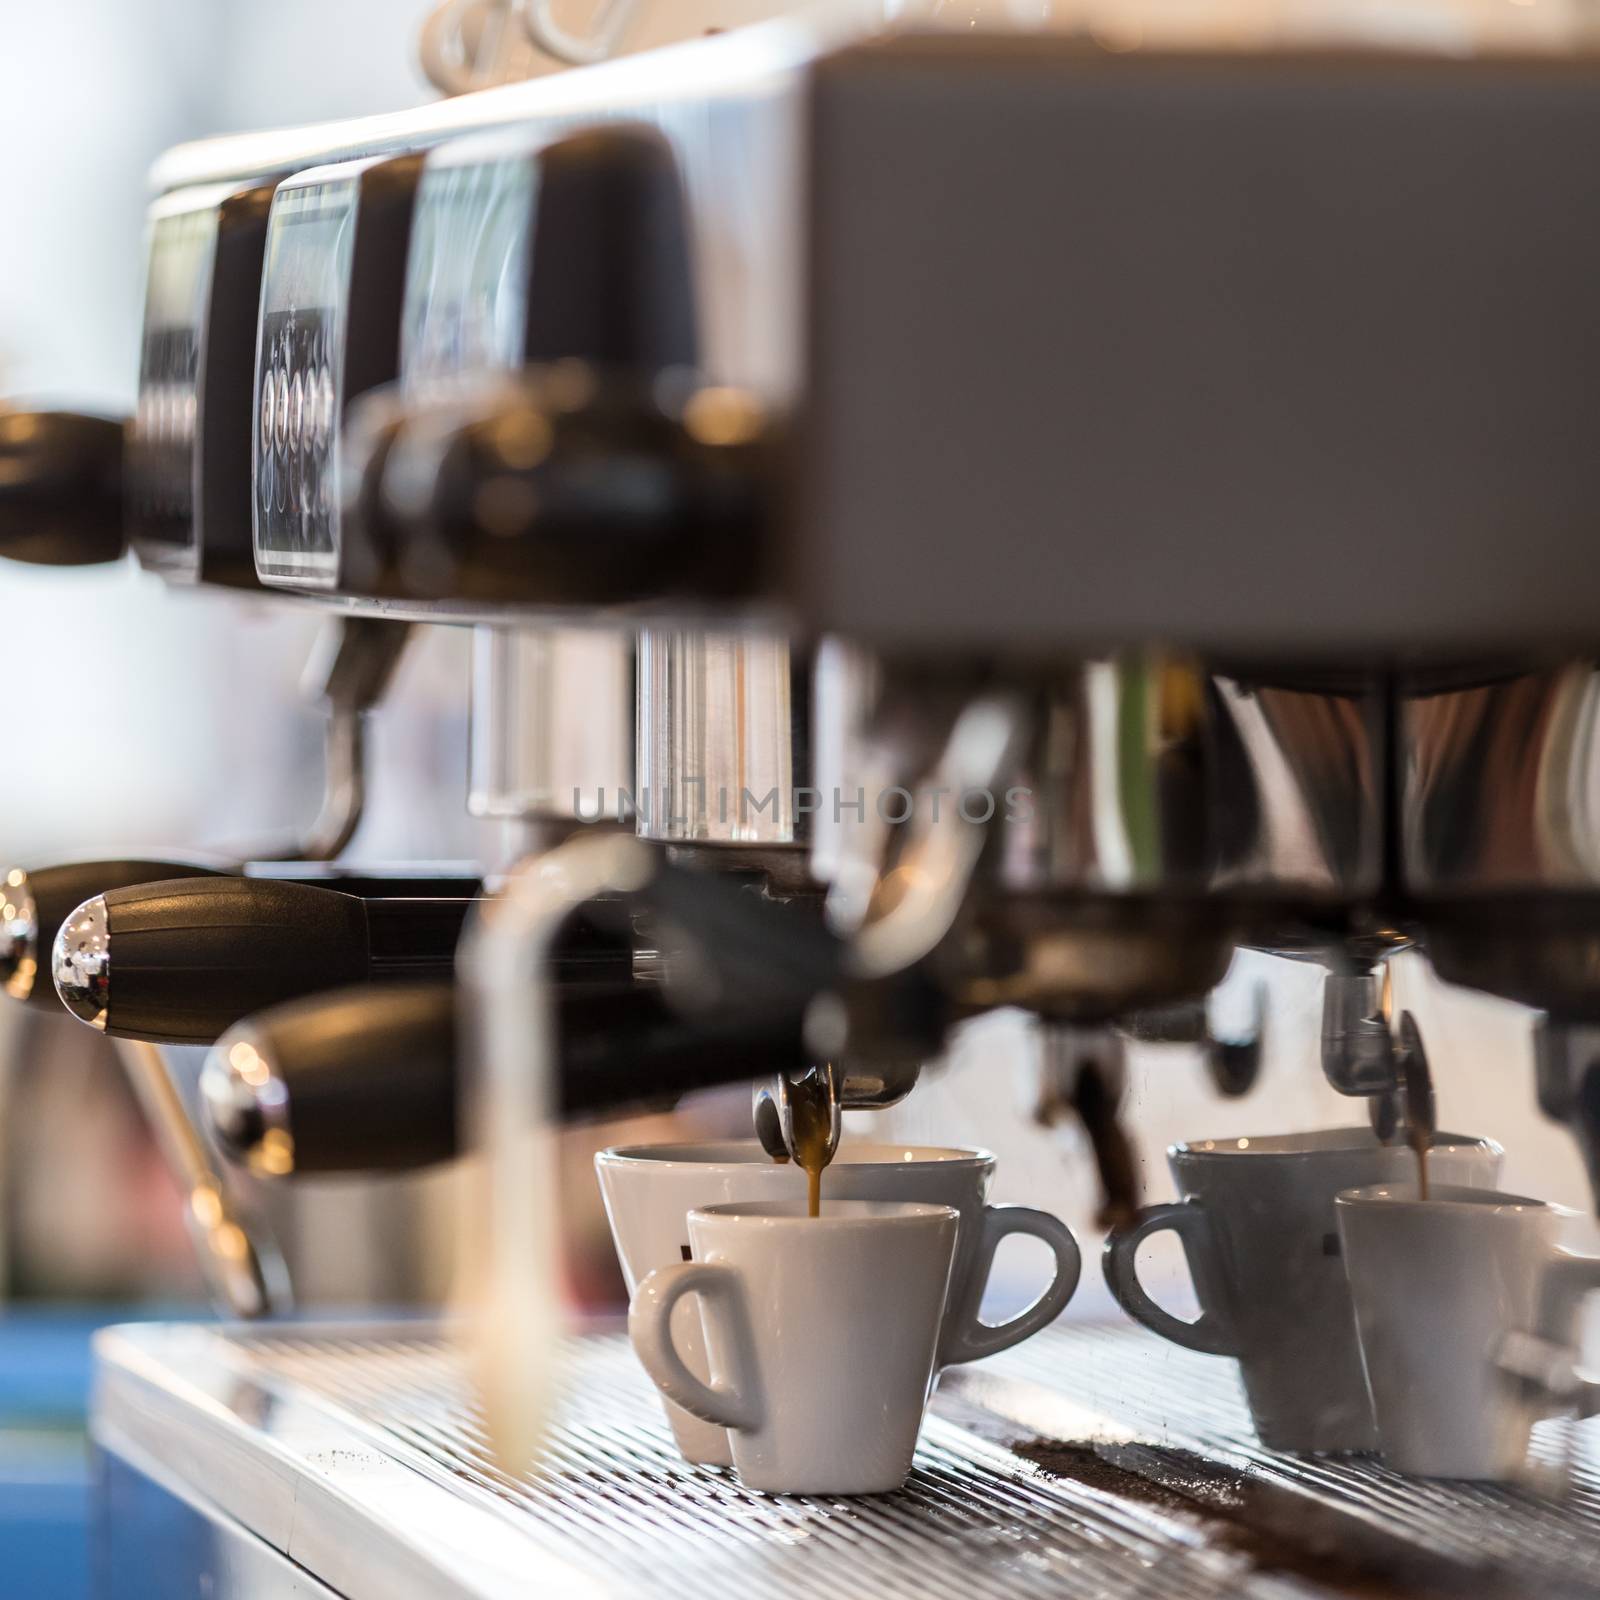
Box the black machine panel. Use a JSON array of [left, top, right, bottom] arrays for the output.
[[252, 154, 423, 592], [130, 179, 279, 588], [400, 134, 542, 395]]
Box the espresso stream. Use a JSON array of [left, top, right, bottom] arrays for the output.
[[784, 1071, 836, 1218]]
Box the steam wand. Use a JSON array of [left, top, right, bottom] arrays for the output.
[[275, 615, 412, 864]]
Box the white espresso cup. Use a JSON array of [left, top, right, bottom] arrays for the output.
[[630, 1199, 959, 1495], [597, 1140, 1082, 1464], [1102, 1128, 1501, 1452], [1337, 1183, 1600, 1480]]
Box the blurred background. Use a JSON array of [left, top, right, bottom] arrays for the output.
[[0, 1, 1591, 1593], [0, 5, 447, 1591]]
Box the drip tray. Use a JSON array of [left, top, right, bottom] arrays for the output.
[[91, 1322, 1600, 1600]]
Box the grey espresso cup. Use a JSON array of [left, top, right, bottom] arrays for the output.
[[1102, 1127, 1502, 1452]]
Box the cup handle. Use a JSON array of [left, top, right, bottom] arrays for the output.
[[1102, 1201, 1237, 1357], [942, 1205, 1083, 1365], [629, 1262, 761, 1431], [1540, 1250, 1600, 1417]]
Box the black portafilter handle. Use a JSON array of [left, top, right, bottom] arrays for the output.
[[0, 409, 126, 564], [48, 875, 628, 1045], [380, 368, 773, 606], [351, 126, 771, 607], [0, 859, 492, 1013], [1, 859, 230, 1008], [202, 978, 811, 1177]]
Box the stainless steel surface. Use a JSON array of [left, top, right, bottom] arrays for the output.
[[1376, 1010, 1436, 1150], [1397, 663, 1600, 1131], [635, 627, 807, 847], [1402, 664, 1600, 896], [1000, 661, 1383, 902], [98, 1445, 344, 1600], [812, 649, 1384, 1028], [947, 1326, 1600, 1596], [469, 624, 634, 823], [753, 1051, 916, 1157], [292, 616, 412, 862], [1320, 970, 1398, 1097], [817, 650, 1383, 912], [52, 891, 108, 1027], [200, 1028, 295, 1179], [300, 703, 369, 863], [93, 1320, 1600, 1600]]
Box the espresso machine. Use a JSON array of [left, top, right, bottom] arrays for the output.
[[9, 0, 1600, 1593]]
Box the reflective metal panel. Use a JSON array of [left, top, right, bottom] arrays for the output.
[[469, 625, 634, 822], [1403, 664, 1600, 895], [814, 648, 1384, 904], [635, 627, 808, 845]]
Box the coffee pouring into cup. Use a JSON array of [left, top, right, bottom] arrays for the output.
[[630, 1199, 960, 1496], [1337, 1183, 1600, 1481], [1102, 1127, 1503, 1452], [598, 1140, 1081, 1465]]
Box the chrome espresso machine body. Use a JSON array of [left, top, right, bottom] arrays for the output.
[[10, 6, 1600, 1596]]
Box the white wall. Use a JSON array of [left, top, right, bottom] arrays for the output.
[[0, 0, 482, 867]]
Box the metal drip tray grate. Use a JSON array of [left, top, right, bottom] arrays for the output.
[[92, 1321, 1600, 1600], [945, 1325, 1600, 1599]]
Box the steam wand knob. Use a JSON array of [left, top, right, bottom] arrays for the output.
[[0, 408, 126, 565]]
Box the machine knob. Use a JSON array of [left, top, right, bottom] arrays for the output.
[[0, 860, 227, 1008], [50, 876, 480, 1043], [0, 409, 126, 564], [339, 123, 773, 606], [204, 981, 459, 1175], [203, 977, 813, 1177], [387, 368, 771, 604]]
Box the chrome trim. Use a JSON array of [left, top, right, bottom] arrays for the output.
[[53, 893, 110, 1028], [814, 649, 1384, 912], [469, 625, 634, 823], [635, 627, 807, 846], [200, 1026, 296, 1179], [149, 13, 826, 194], [92, 1321, 1600, 1597], [1402, 663, 1600, 894]]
